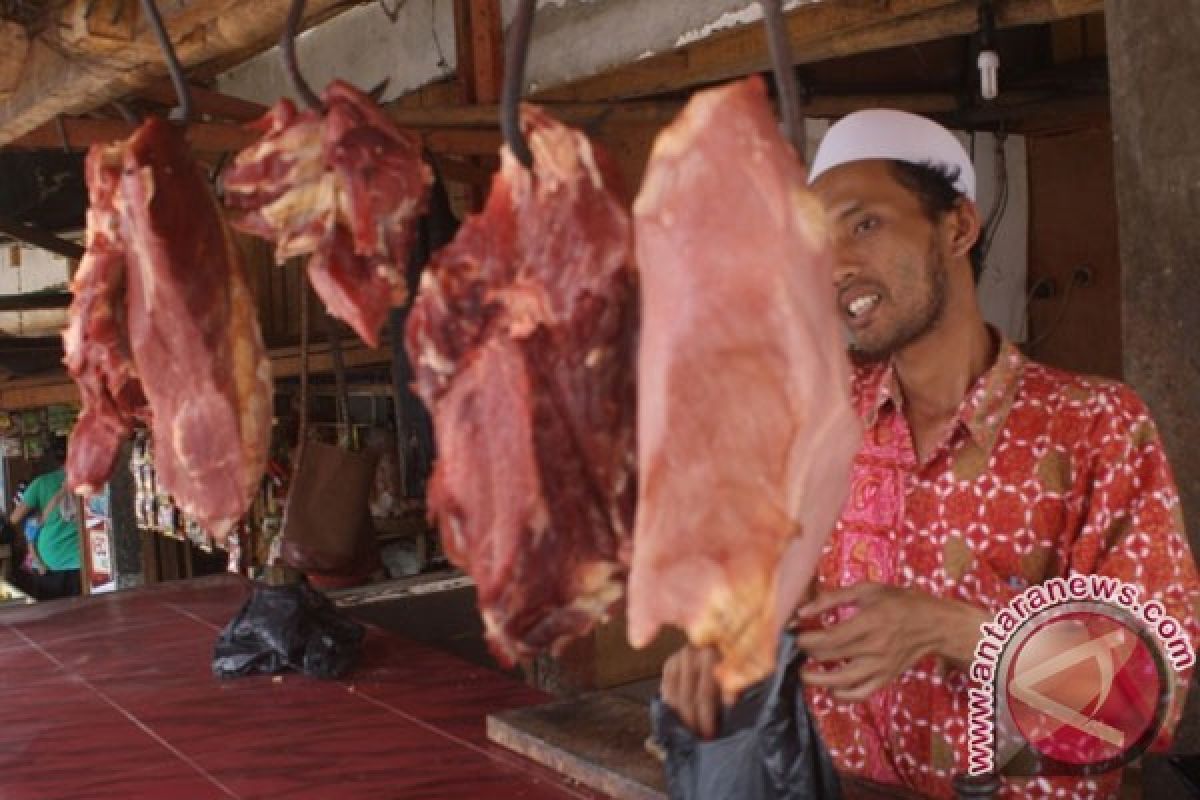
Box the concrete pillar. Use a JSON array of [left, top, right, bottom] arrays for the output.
[[1105, 0, 1200, 544], [1105, 0, 1200, 773]]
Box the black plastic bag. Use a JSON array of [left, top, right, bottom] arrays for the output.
[[213, 580, 365, 680], [652, 631, 841, 800]]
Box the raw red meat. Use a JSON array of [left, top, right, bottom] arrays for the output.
[[626, 77, 861, 694], [406, 106, 637, 665], [223, 80, 432, 347], [64, 116, 273, 541], [62, 147, 149, 493]]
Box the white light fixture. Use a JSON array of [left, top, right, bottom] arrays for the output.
[[978, 50, 1000, 100], [978, 1, 1000, 101]]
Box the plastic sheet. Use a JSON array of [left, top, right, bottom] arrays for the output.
[[213, 580, 365, 680], [652, 632, 841, 800]]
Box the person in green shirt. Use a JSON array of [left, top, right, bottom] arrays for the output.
[[9, 437, 81, 600]]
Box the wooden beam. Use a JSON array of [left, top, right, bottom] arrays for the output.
[[270, 342, 393, 379], [0, 21, 30, 98], [10, 117, 259, 152], [947, 92, 1110, 132], [0, 340, 394, 409], [0, 0, 365, 147], [536, 0, 1105, 104], [0, 379, 78, 409], [420, 128, 503, 156], [0, 292, 74, 312], [434, 155, 499, 187], [454, 0, 505, 105], [12, 100, 671, 158], [136, 78, 267, 123], [387, 100, 686, 129], [0, 216, 83, 260]]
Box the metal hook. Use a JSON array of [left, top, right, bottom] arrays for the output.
[[138, 0, 192, 124], [501, 0, 535, 169], [761, 0, 803, 153], [112, 100, 141, 125], [54, 115, 72, 154], [281, 0, 325, 113]]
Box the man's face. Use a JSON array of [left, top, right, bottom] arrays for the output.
[[812, 160, 949, 360]]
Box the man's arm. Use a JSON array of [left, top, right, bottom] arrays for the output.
[[1069, 387, 1200, 746], [793, 583, 988, 701], [660, 584, 991, 732], [801, 584, 988, 667], [9, 501, 32, 530]]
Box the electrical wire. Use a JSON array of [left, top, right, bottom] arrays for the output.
[[428, 0, 449, 71], [377, 0, 406, 23], [978, 130, 1010, 269], [1026, 272, 1081, 351]]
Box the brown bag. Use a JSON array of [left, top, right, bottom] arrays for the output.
[[279, 301, 381, 575], [279, 440, 380, 574]]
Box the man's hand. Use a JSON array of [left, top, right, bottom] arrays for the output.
[[794, 582, 988, 702], [660, 645, 723, 739]]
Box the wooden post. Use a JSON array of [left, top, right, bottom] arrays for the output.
[[1105, 0, 1200, 781], [453, 0, 504, 209], [454, 0, 504, 105]]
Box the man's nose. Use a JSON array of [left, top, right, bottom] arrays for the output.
[[832, 258, 859, 289]]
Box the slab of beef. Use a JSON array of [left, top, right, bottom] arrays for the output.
[[626, 77, 861, 695], [64, 116, 273, 541], [223, 80, 432, 347], [406, 106, 637, 666], [62, 146, 149, 493]]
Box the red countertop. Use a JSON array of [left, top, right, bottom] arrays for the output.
[[0, 574, 603, 800]]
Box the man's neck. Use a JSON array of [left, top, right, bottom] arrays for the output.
[[893, 304, 995, 425]]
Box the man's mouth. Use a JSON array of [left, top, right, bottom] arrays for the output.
[[845, 293, 881, 320]]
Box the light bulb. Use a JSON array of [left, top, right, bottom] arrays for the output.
[[978, 50, 1000, 100]]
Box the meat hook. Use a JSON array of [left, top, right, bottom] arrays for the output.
[[501, 0, 535, 169], [281, 0, 326, 113], [761, 0, 803, 154], [138, 0, 192, 124]]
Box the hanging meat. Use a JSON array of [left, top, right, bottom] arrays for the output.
[[222, 80, 432, 347], [63, 116, 274, 542], [62, 146, 149, 493], [626, 76, 862, 695], [405, 106, 638, 666]]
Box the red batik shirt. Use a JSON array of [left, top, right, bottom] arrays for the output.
[[805, 338, 1200, 800]]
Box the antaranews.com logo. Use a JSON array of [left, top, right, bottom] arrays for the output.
[[967, 574, 1195, 778]]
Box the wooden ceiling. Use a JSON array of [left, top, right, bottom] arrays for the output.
[[0, 0, 1109, 394], [0, 0, 1104, 150]]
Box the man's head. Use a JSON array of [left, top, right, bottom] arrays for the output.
[[48, 435, 68, 467], [809, 110, 983, 360]]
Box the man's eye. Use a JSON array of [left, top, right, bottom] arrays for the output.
[[853, 216, 880, 236]]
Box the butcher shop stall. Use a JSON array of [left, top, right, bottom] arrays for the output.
[[0, 1, 1196, 799]]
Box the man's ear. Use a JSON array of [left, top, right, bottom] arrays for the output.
[[947, 198, 982, 260]]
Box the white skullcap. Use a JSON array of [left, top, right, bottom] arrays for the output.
[[809, 109, 976, 201]]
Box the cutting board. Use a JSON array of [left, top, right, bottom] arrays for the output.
[[488, 691, 665, 800], [488, 690, 925, 800]]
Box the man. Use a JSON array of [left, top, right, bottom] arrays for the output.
[[10, 436, 81, 600], [661, 110, 1200, 799]]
